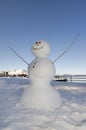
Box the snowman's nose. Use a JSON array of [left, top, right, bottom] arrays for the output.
[[35, 41, 41, 46]]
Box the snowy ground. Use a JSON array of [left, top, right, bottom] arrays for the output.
[[0, 77, 86, 130]]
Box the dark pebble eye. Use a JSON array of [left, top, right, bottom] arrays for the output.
[[33, 66, 35, 68], [39, 41, 41, 44]]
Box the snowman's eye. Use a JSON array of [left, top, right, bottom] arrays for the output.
[[35, 41, 41, 46], [33, 65, 35, 68], [39, 41, 41, 44]]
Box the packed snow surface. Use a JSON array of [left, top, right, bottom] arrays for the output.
[[0, 77, 86, 130]]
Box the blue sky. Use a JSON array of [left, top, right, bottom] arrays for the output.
[[0, 0, 86, 74]]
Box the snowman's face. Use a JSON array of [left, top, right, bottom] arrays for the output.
[[32, 40, 51, 57]]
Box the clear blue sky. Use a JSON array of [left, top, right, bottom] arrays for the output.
[[0, 0, 86, 74]]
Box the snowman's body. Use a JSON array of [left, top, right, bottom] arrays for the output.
[[20, 40, 62, 109]]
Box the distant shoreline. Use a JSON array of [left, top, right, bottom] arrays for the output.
[[54, 75, 86, 83]]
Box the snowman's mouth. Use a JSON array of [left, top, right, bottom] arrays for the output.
[[32, 45, 44, 50]]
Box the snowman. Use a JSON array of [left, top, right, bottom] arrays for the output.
[[20, 40, 62, 110]]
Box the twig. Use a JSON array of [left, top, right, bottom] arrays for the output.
[[52, 33, 80, 64], [9, 46, 29, 65]]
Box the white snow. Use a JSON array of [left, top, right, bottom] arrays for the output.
[[20, 40, 62, 109], [32, 40, 51, 57], [0, 77, 86, 130]]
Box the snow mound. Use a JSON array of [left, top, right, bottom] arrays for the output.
[[0, 78, 86, 130]]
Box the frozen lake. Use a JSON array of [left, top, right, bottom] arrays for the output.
[[0, 77, 86, 130]]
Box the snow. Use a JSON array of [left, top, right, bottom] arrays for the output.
[[20, 57, 62, 109], [32, 40, 51, 58], [20, 40, 62, 109], [0, 77, 86, 130]]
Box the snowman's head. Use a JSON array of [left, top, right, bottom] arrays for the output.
[[32, 40, 51, 58]]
